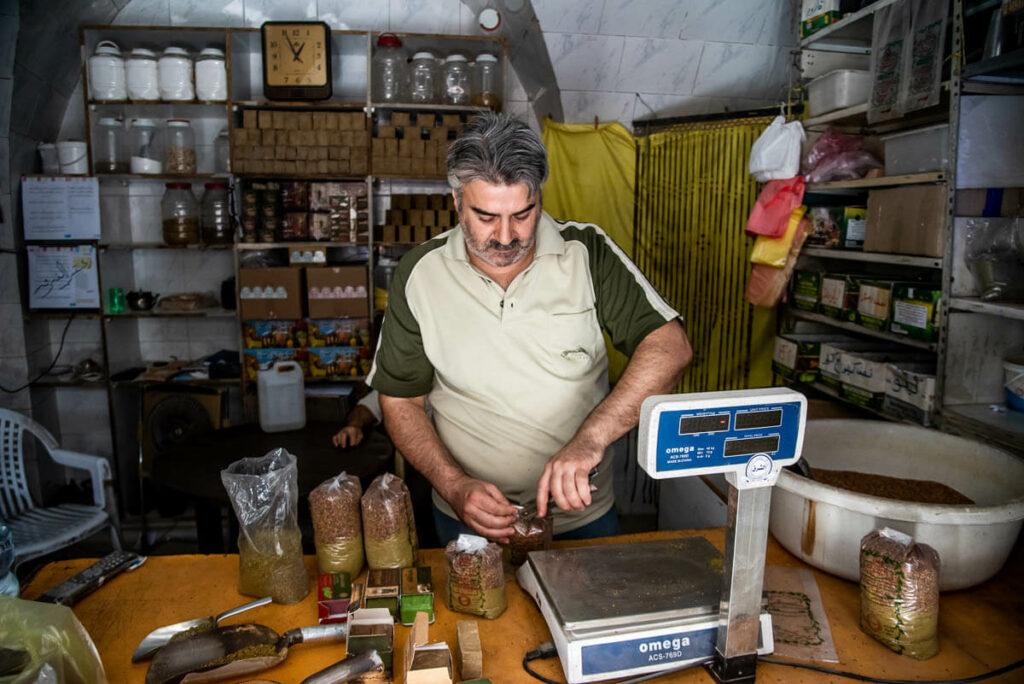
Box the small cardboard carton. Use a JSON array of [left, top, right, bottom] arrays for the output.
[[316, 572, 355, 625], [404, 612, 453, 684], [889, 284, 941, 342], [348, 608, 395, 678], [773, 333, 854, 384], [818, 340, 890, 389], [365, 568, 401, 618], [791, 270, 821, 312], [819, 273, 859, 321], [306, 266, 369, 318], [884, 364, 937, 426], [400, 566, 435, 625], [239, 267, 304, 319], [456, 620, 482, 680]]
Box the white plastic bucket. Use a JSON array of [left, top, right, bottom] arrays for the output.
[[56, 141, 88, 175], [258, 360, 306, 433], [1004, 356, 1024, 412]]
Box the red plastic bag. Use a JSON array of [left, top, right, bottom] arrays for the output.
[[746, 177, 806, 237], [802, 129, 882, 183]]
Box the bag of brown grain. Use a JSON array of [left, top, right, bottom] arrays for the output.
[[446, 534, 506, 619], [361, 473, 417, 568], [860, 527, 940, 659], [309, 472, 364, 576], [507, 508, 552, 567]]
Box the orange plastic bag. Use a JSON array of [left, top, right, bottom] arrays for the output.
[[751, 206, 807, 267], [746, 177, 805, 237]]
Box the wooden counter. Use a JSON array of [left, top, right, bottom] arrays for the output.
[[21, 530, 1024, 683]]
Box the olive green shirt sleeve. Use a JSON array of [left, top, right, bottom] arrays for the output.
[[562, 224, 680, 356]]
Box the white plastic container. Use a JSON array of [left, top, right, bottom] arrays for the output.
[[195, 47, 227, 101], [127, 48, 160, 101], [807, 68, 871, 116], [770, 419, 1024, 591], [87, 40, 126, 101], [37, 143, 59, 175], [881, 124, 950, 176], [56, 141, 89, 175], [258, 361, 306, 433], [158, 47, 194, 101]]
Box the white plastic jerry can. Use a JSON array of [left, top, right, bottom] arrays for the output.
[[258, 360, 307, 433]]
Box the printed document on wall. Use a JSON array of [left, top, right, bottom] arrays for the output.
[[22, 176, 101, 240], [27, 245, 101, 309]]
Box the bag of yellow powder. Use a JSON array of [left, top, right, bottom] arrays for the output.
[[750, 206, 807, 268]]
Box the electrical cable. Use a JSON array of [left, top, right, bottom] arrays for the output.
[[760, 656, 1024, 684], [522, 642, 560, 684], [0, 314, 75, 393]]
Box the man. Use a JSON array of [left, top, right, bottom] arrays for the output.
[[369, 112, 692, 544]]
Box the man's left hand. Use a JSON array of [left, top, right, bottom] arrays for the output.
[[536, 437, 603, 517]]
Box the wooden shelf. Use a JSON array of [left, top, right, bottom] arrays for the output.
[[800, 247, 942, 269], [232, 100, 368, 110], [948, 297, 1024, 321], [26, 311, 101, 320], [371, 102, 490, 113], [786, 307, 938, 351], [34, 376, 108, 389], [101, 242, 233, 250], [964, 47, 1024, 85], [110, 376, 241, 387], [104, 308, 236, 319], [796, 380, 903, 423], [96, 174, 231, 182], [234, 174, 367, 181], [89, 100, 229, 106], [806, 171, 946, 193], [235, 241, 361, 250], [943, 404, 1024, 453], [803, 103, 869, 128], [799, 0, 901, 53]]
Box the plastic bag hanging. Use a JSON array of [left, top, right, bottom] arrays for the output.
[[748, 115, 805, 182], [750, 206, 808, 268], [746, 177, 806, 237]]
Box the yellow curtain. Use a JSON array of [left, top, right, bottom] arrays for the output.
[[542, 119, 637, 381]]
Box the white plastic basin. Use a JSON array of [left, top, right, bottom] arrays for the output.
[[770, 419, 1024, 591]]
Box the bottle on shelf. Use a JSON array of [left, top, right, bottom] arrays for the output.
[[93, 117, 127, 174], [443, 54, 472, 106], [195, 47, 227, 102], [473, 53, 502, 110], [127, 48, 160, 101], [129, 118, 163, 174], [410, 52, 440, 104], [214, 128, 230, 174], [158, 46, 194, 101], [88, 40, 126, 101], [373, 33, 408, 104], [162, 182, 200, 245], [164, 119, 197, 175], [201, 181, 233, 244]]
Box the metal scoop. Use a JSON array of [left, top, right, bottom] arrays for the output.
[[133, 597, 273, 662], [144, 622, 347, 684]]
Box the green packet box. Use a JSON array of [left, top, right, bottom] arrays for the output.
[[773, 333, 853, 384], [791, 270, 821, 312], [889, 285, 941, 342], [819, 273, 859, 321], [856, 279, 898, 331], [400, 566, 435, 626]]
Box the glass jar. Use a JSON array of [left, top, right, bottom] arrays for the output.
[[162, 182, 199, 245], [165, 119, 196, 175], [127, 48, 160, 101], [410, 52, 439, 103], [195, 47, 227, 101], [473, 53, 502, 110], [443, 54, 471, 105], [201, 182, 232, 244], [93, 117, 126, 174], [214, 128, 230, 174], [129, 118, 163, 174], [373, 33, 407, 103], [88, 40, 126, 101], [158, 46, 194, 101]]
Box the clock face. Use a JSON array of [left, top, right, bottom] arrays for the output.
[[263, 23, 329, 87]]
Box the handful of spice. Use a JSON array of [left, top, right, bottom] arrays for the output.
[[361, 473, 418, 569], [445, 534, 506, 619], [508, 508, 552, 567], [860, 528, 940, 659], [309, 472, 365, 577]]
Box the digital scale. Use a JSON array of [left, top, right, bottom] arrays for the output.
[[517, 388, 807, 683]]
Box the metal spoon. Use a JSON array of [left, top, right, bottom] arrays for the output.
[[132, 597, 273, 662]]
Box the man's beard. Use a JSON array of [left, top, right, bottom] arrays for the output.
[[464, 228, 537, 268]]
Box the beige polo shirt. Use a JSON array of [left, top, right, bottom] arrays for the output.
[[368, 211, 679, 533]]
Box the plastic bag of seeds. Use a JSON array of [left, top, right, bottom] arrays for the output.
[[309, 472, 365, 576], [446, 534, 506, 619], [221, 448, 309, 604], [860, 528, 940, 659], [508, 508, 552, 567], [361, 473, 417, 569]]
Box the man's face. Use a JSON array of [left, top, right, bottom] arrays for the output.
[[457, 180, 540, 269]]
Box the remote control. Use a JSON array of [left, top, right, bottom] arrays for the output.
[[38, 550, 146, 606]]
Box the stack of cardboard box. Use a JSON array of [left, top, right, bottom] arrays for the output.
[[378, 193, 459, 243], [372, 112, 461, 177], [232, 109, 370, 176]]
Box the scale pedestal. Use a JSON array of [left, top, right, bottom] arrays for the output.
[[518, 388, 806, 683]]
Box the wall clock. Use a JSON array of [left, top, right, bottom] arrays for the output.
[[261, 21, 333, 100]]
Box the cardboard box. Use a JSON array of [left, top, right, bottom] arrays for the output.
[[400, 567, 435, 626], [258, 110, 273, 129], [307, 318, 371, 347], [239, 267, 304, 319], [889, 284, 941, 341], [801, 0, 841, 37], [392, 112, 412, 127], [818, 340, 890, 389], [413, 225, 430, 243], [404, 612, 453, 684], [865, 186, 946, 257], [348, 608, 395, 677], [242, 348, 307, 382], [807, 206, 867, 249], [308, 345, 371, 380], [819, 273, 859, 320], [243, 109, 258, 129], [242, 319, 305, 349], [856, 279, 900, 331], [365, 568, 401, 618], [456, 621, 482, 680], [317, 572, 355, 625], [840, 352, 932, 410], [884, 364, 937, 425], [306, 266, 369, 318], [791, 270, 821, 312], [773, 333, 852, 384]]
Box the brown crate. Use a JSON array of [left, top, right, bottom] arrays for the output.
[[232, 128, 247, 146], [442, 114, 460, 128], [397, 225, 413, 243], [328, 147, 341, 161], [865, 186, 946, 257], [377, 125, 397, 139], [294, 146, 307, 161], [338, 146, 351, 159], [429, 126, 448, 142], [397, 140, 411, 158], [386, 209, 405, 224], [242, 109, 257, 128], [258, 110, 273, 129], [422, 210, 436, 227], [392, 112, 412, 127], [351, 157, 367, 174], [406, 208, 423, 224], [259, 129, 273, 146], [428, 194, 445, 210], [392, 194, 411, 209], [336, 131, 352, 147], [315, 130, 329, 147], [270, 111, 284, 129], [371, 139, 385, 157], [401, 126, 421, 140], [412, 195, 429, 210], [239, 267, 304, 319], [384, 139, 398, 157], [322, 112, 337, 130], [348, 112, 365, 130], [352, 130, 368, 147], [307, 266, 369, 318], [413, 225, 429, 243], [409, 139, 425, 159], [382, 225, 398, 243]]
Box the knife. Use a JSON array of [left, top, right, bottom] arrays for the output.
[[516, 467, 600, 518], [132, 596, 273, 662]]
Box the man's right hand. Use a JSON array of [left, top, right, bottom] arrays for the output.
[[445, 477, 517, 543]]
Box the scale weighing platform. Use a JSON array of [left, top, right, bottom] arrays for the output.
[[518, 388, 807, 683]]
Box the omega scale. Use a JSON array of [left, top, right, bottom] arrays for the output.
[[518, 388, 807, 683]]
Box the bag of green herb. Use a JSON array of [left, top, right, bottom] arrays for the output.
[[309, 472, 365, 576], [446, 534, 506, 619], [221, 448, 308, 604], [361, 473, 417, 568], [860, 528, 940, 659]]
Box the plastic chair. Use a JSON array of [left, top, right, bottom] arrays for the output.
[[0, 409, 121, 568]]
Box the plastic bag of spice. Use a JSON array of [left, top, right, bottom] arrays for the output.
[[446, 534, 506, 619], [508, 508, 552, 567], [860, 528, 940, 659], [361, 473, 417, 569], [309, 472, 365, 577], [221, 448, 309, 604]]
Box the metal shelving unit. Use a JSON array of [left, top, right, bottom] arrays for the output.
[[800, 247, 943, 269], [786, 308, 938, 351]]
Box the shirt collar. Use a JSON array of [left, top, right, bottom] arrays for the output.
[[444, 210, 565, 263]]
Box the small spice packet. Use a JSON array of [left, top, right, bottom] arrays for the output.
[[348, 608, 395, 677], [365, 567, 401, 618], [317, 571, 354, 625], [400, 566, 434, 625], [404, 612, 453, 684]]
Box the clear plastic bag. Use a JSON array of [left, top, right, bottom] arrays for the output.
[[749, 115, 805, 182], [860, 528, 940, 659], [309, 472, 365, 577], [0, 597, 106, 684], [802, 130, 881, 183], [221, 448, 309, 604], [446, 534, 506, 619], [965, 218, 1024, 301], [507, 509, 553, 567], [361, 473, 417, 569]]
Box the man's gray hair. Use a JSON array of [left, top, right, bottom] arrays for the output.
[[447, 112, 548, 205]]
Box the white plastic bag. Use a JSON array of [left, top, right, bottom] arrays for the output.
[[749, 116, 805, 181]]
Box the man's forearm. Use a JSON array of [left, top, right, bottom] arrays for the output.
[[379, 394, 468, 501], [576, 320, 692, 450]]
